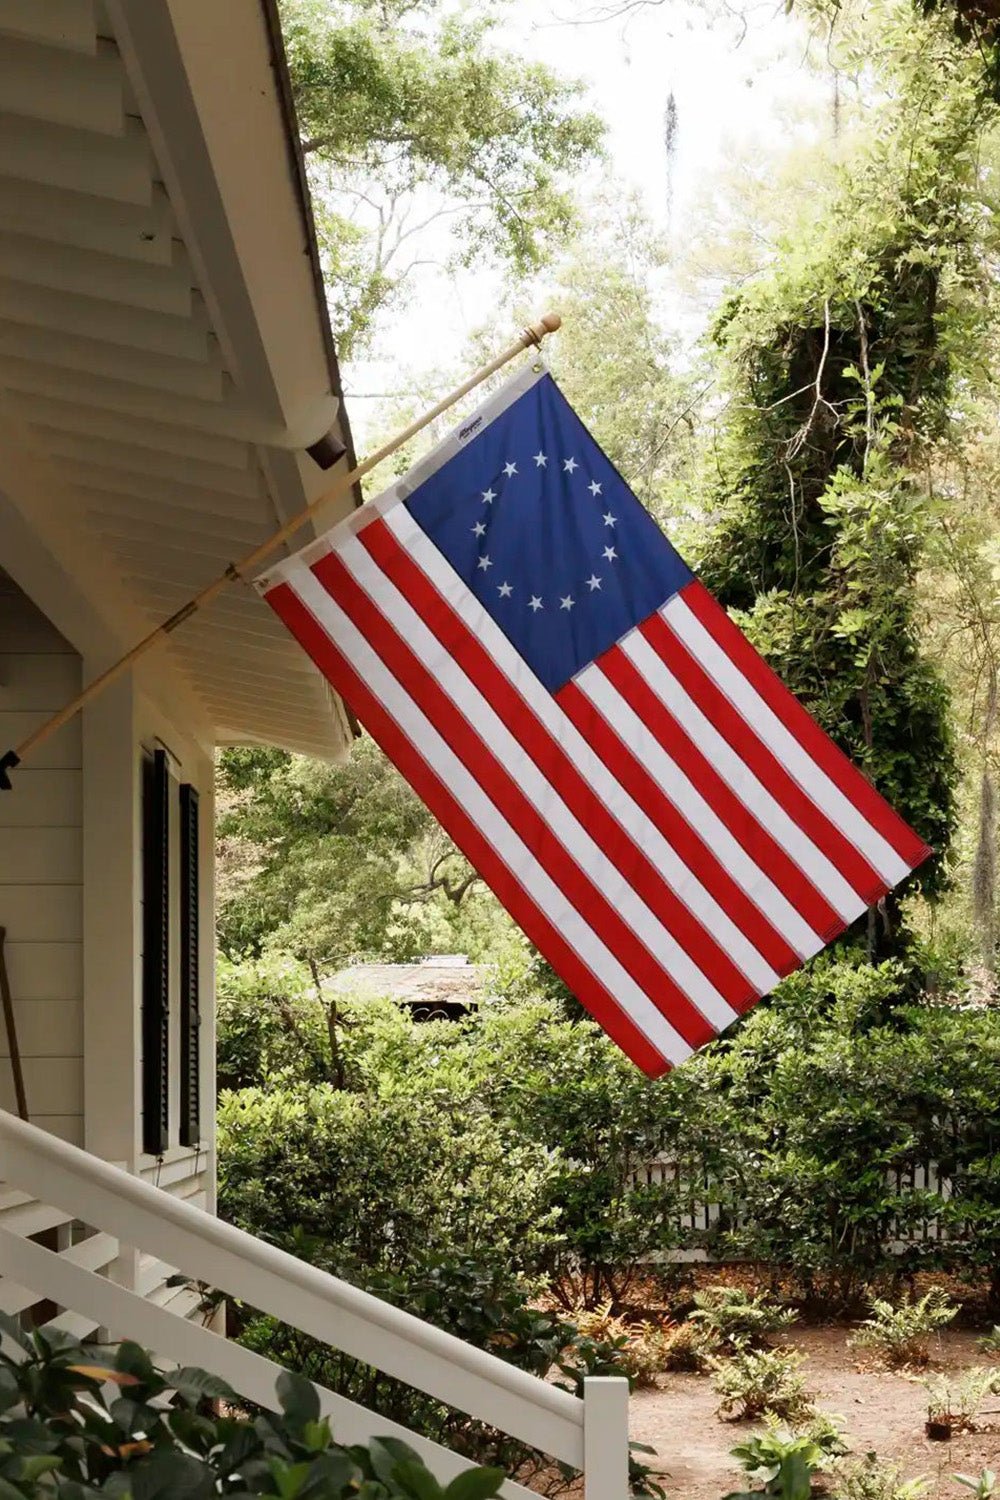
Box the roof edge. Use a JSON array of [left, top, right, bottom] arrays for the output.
[[258, 0, 360, 496]]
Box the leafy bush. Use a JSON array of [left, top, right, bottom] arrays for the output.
[[978, 1326, 1000, 1353], [848, 1289, 958, 1366], [0, 1314, 503, 1499], [569, 1303, 671, 1388], [923, 1366, 1000, 1433], [218, 1084, 562, 1279], [712, 1347, 815, 1423], [690, 1286, 797, 1352], [726, 1420, 845, 1497], [661, 1321, 715, 1372], [830, 1455, 930, 1500]]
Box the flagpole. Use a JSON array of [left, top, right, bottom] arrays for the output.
[[0, 313, 562, 789]]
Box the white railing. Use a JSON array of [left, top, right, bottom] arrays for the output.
[[0, 1110, 629, 1500]]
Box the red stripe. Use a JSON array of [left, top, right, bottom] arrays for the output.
[[680, 581, 932, 869], [362, 518, 763, 1011], [265, 579, 670, 1077], [594, 643, 845, 941], [555, 679, 809, 974], [311, 548, 718, 1051], [641, 613, 888, 906]]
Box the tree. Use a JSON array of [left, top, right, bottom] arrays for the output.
[[280, 0, 604, 355], [691, 9, 1000, 941], [217, 739, 486, 967]]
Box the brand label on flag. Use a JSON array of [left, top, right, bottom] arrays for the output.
[[259, 365, 930, 1077]]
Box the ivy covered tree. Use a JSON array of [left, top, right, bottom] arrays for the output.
[[695, 12, 1000, 936]]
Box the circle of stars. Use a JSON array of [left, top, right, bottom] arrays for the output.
[[471, 451, 620, 615]]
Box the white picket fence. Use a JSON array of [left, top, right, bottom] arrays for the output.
[[630, 1154, 957, 1259]]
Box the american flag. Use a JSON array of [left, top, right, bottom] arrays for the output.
[[260, 366, 930, 1077]]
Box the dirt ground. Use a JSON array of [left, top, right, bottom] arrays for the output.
[[630, 1327, 1000, 1498]]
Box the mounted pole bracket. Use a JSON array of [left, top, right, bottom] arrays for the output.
[[0, 751, 20, 791]]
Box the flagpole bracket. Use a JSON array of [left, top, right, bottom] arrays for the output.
[[0, 750, 20, 791]]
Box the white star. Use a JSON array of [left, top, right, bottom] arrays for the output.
[[560, 594, 575, 611], [587, 574, 602, 592], [588, 480, 603, 496], [603, 545, 618, 562], [563, 457, 578, 473], [471, 520, 486, 538], [482, 488, 496, 505], [603, 511, 617, 528], [477, 554, 493, 571], [533, 451, 548, 468], [498, 580, 513, 598], [528, 595, 543, 612], [503, 461, 518, 478]]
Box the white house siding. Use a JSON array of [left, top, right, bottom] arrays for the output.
[[0, 569, 83, 1145]]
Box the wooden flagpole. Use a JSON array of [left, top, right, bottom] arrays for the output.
[[0, 313, 561, 789]]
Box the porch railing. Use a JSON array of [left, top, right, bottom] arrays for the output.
[[0, 1109, 629, 1500]]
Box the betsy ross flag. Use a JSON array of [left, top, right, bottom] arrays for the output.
[[259, 365, 930, 1077]]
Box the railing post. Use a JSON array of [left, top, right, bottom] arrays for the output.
[[583, 1375, 630, 1500]]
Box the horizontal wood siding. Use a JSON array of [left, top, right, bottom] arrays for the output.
[[0, 573, 83, 1141]]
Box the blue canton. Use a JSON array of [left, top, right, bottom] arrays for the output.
[[404, 373, 694, 692]]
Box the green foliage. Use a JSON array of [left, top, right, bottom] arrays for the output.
[[711, 1347, 815, 1424], [217, 740, 497, 970], [977, 1325, 1000, 1352], [689, 10, 1000, 917], [725, 1420, 844, 1499], [848, 1289, 958, 1366], [661, 1321, 715, 1372], [830, 1454, 931, 1500], [218, 1080, 561, 1278], [923, 1365, 1000, 1428], [690, 1286, 798, 1352], [280, 0, 603, 353], [0, 1314, 503, 1499], [953, 1472, 998, 1499]]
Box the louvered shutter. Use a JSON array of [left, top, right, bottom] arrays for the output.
[[141, 748, 170, 1155], [179, 783, 201, 1147]]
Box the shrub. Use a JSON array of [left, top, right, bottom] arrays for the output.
[[923, 1367, 1000, 1435], [568, 1302, 671, 1388], [978, 1326, 1000, 1353], [830, 1455, 930, 1500], [218, 1084, 562, 1279], [727, 1419, 845, 1496], [712, 1347, 815, 1423], [0, 1314, 503, 1499], [662, 1320, 715, 1372], [849, 1289, 958, 1367], [691, 1285, 798, 1351]]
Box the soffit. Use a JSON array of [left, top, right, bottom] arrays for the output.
[[0, 0, 355, 760]]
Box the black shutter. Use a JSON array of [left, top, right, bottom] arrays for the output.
[[179, 783, 201, 1148], [141, 749, 170, 1155]]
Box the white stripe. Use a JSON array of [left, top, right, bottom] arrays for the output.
[[663, 596, 911, 886], [285, 562, 693, 1067], [575, 663, 827, 960], [621, 632, 868, 924], [337, 533, 739, 1033], [383, 506, 784, 992]]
